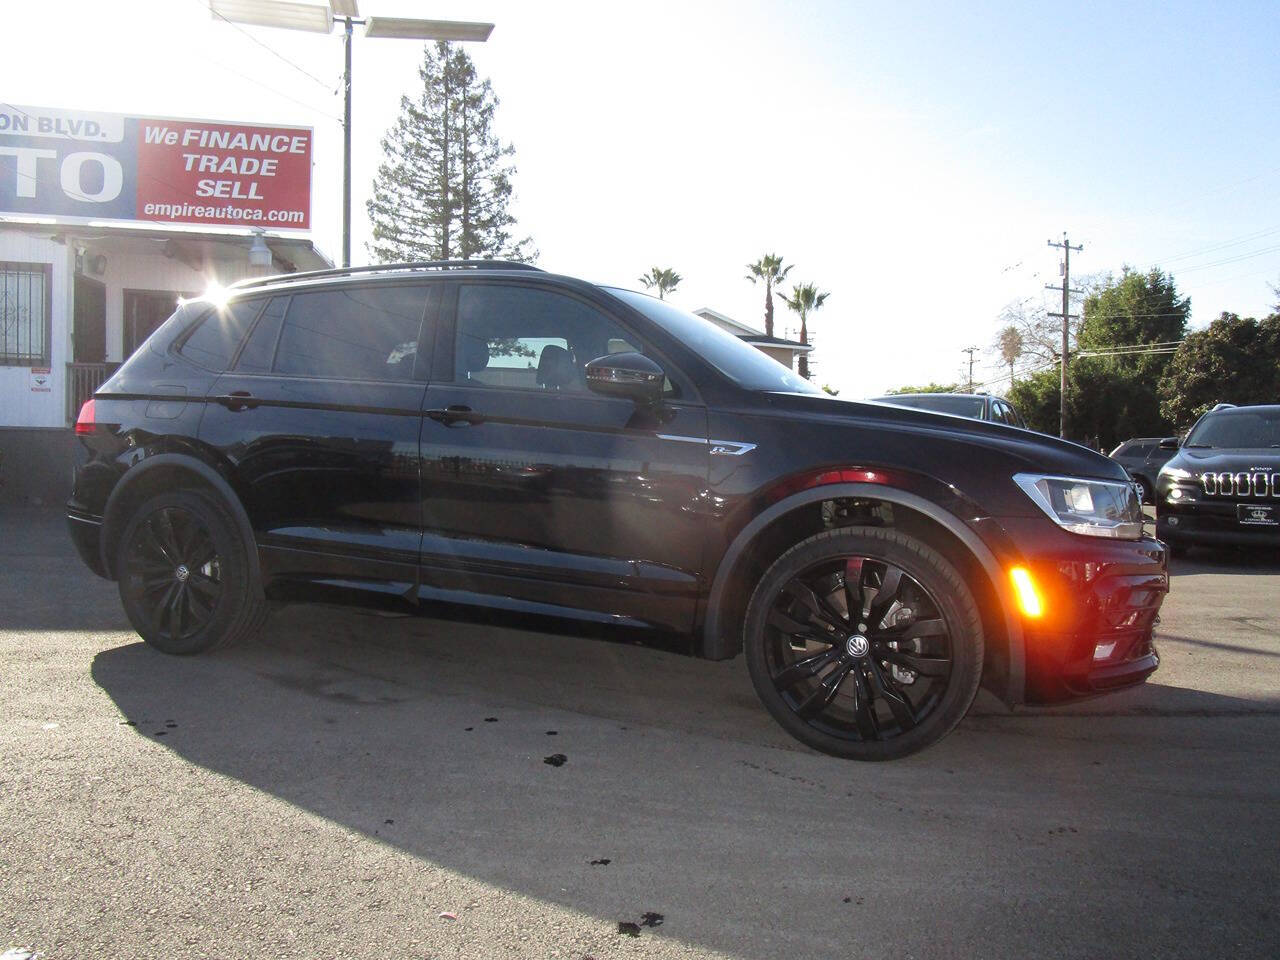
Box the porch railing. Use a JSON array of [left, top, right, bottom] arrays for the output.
[[66, 362, 114, 423]]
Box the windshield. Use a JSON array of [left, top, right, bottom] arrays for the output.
[[607, 288, 820, 394], [877, 394, 986, 418], [1185, 408, 1280, 448]]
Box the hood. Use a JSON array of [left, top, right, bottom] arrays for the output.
[[1164, 446, 1280, 475], [762, 392, 1130, 482]]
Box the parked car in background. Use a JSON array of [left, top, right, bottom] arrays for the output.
[[870, 392, 1026, 429], [1109, 437, 1176, 502], [1156, 403, 1280, 556]]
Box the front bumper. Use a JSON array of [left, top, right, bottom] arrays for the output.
[[993, 516, 1168, 704], [1157, 501, 1280, 549]]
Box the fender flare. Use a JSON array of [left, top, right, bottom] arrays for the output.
[[100, 452, 261, 587], [700, 483, 1025, 704]]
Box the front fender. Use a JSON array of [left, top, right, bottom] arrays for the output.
[[699, 482, 1026, 705]]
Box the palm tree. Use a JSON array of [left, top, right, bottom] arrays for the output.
[[779, 282, 829, 380], [995, 324, 1023, 387], [638, 266, 682, 300], [745, 254, 793, 338]]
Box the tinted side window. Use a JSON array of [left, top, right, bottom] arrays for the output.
[[454, 284, 674, 395], [178, 299, 263, 371], [274, 285, 427, 381], [234, 296, 288, 373]]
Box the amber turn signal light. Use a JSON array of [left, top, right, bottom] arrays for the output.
[[1009, 566, 1045, 619]]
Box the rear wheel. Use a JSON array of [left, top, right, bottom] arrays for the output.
[[744, 527, 983, 760], [116, 490, 264, 654]]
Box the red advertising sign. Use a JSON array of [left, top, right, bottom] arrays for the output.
[[136, 119, 311, 229], [0, 105, 311, 231]]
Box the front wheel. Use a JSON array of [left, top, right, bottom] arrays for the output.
[[116, 489, 264, 654], [744, 527, 983, 760]]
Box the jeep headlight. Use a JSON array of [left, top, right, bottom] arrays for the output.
[[1013, 473, 1143, 539], [1160, 465, 1194, 481]]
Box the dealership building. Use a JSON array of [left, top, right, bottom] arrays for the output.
[[0, 104, 329, 504]]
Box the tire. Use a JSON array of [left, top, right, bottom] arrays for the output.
[[744, 527, 983, 761], [116, 489, 265, 655], [1168, 540, 1189, 559], [1134, 476, 1153, 505]]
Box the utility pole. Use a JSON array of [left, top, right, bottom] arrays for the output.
[[1046, 232, 1083, 438], [962, 346, 979, 393], [341, 17, 353, 268]]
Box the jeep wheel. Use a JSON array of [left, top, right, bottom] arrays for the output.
[[116, 490, 264, 655], [744, 527, 983, 760]]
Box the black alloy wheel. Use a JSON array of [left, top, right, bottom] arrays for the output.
[[745, 527, 983, 760], [117, 490, 265, 654]]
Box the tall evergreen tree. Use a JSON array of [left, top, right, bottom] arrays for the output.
[[367, 42, 534, 264]]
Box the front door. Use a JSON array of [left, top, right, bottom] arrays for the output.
[[418, 280, 710, 632], [124, 289, 189, 357], [72, 275, 106, 363], [198, 282, 436, 589]]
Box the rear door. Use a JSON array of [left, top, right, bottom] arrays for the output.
[[417, 280, 710, 631], [197, 282, 436, 589]]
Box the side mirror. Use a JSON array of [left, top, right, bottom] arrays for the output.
[[585, 352, 664, 405], [1158, 436, 1180, 450]]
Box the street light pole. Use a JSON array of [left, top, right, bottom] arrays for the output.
[[209, 1, 493, 270], [341, 15, 353, 267]]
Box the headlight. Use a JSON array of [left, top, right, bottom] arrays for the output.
[[1160, 466, 1194, 481], [1013, 473, 1143, 539]]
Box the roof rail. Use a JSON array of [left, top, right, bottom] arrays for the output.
[[230, 259, 543, 291]]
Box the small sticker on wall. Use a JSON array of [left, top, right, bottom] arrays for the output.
[[30, 367, 52, 392]]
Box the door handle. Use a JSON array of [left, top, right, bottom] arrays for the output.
[[212, 390, 259, 411], [425, 404, 480, 427]]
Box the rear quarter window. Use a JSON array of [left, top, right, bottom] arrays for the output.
[[178, 299, 264, 371]]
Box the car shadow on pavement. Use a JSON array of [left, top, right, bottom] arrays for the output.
[[1169, 547, 1280, 576], [88, 600, 1280, 960]]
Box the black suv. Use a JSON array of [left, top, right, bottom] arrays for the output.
[[1155, 403, 1280, 556], [67, 261, 1167, 760]]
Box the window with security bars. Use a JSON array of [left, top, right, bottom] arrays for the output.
[[0, 262, 52, 365]]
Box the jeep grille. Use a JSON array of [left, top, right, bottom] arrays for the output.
[[1200, 472, 1279, 497]]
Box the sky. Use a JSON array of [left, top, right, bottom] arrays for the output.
[[6, 0, 1279, 396]]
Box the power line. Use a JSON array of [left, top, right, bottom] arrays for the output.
[[1153, 224, 1280, 265], [1175, 242, 1280, 275], [203, 56, 344, 123], [196, 0, 338, 95]]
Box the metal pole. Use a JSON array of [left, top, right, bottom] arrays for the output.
[[1060, 237, 1069, 438], [1047, 232, 1082, 439], [342, 17, 353, 268]]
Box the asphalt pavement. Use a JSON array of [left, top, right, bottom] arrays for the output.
[[2, 507, 1277, 959]]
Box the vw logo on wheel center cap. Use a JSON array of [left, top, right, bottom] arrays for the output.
[[846, 634, 870, 658], [175, 564, 190, 583]]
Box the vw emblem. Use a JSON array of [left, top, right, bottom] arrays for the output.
[[174, 564, 190, 583], [846, 634, 870, 658]]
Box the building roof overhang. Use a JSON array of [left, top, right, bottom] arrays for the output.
[[0, 217, 332, 274]]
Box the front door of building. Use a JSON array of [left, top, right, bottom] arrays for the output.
[[123, 289, 189, 357], [72, 275, 106, 363]]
